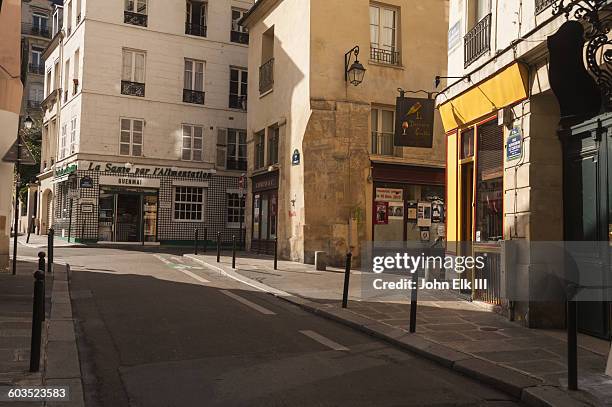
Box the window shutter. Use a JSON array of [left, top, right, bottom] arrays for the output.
[[217, 128, 228, 169]]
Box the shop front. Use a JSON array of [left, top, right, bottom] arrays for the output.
[[372, 164, 445, 243], [251, 171, 278, 254]]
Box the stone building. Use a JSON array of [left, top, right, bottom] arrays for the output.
[[37, 0, 252, 244], [0, 0, 25, 271], [241, 0, 450, 266]]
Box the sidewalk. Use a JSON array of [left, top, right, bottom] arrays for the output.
[[17, 234, 83, 249], [186, 253, 612, 407], [0, 259, 84, 406]]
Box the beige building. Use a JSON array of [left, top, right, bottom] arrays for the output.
[[38, 0, 252, 244], [0, 0, 25, 270], [242, 0, 449, 266]]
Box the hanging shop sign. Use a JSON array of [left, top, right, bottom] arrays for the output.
[[291, 149, 301, 166], [81, 162, 215, 180], [506, 126, 523, 161], [80, 175, 94, 188], [395, 97, 435, 148], [99, 175, 161, 189], [374, 201, 389, 225], [375, 188, 403, 202]]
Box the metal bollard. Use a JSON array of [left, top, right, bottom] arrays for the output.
[[567, 299, 578, 390], [47, 228, 54, 273], [274, 237, 278, 270], [194, 229, 199, 255], [203, 227, 207, 253], [29, 269, 45, 372], [341, 252, 353, 308], [216, 232, 221, 263], [409, 271, 418, 333], [232, 235, 236, 269], [38, 252, 46, 321]]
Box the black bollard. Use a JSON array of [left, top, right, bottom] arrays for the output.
[[29, 269, 45, 372], [567, 299, 578, 390], [341, 252, 353, 308], [232, 235, 236, 269], [38, 252, 46, 321], [203, 227, 207, 253], [47, 228, 54, 273], [216, 232, 221, 263], [194, 229, 199, 255], [409, 271, 418, 333], [274, 237, 278, 270]]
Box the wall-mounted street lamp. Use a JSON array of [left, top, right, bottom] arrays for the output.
[[345, 46, 366, 86], [24, 116, 33, 129]]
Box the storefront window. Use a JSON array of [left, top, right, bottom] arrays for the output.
[[461, 128, 474, 159], [253, 194, 260, 238], [173, 186, 205, 221], [475, 121, 503, 242], [227, 193, 245, 228]]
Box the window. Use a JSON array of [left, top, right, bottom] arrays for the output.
[[124, 0, 148, 26], [32, 12, 49, 36], [28, 84, 43, 108], [30, 47, 44, 73], [173, 186, 205, 221], [52, 7, 63, 37], [66, 1, 72, 35], [182, 124, 203, 161], [229, 67, 247, 109], [183, 59, 205, 104], [227, 129, 246, 170], [259, 26, 274, 94], [121, 49, 146, 96], [370, 5, 399, 65], [227, 193, 245, 228], [60, 124, 68, 159], [254, 131, 265, 169], [371, 107, 399, 156], [267, 127, 279, 165], [231, 8, 249, 44], [69, 117, 77, 154], [63, 59, 70, 101], [73, 49, 80, 94], [186, 1, 207, 37], [120, 118, 143, 156]]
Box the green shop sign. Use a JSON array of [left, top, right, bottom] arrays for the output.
[[54, 164, 77, 178]]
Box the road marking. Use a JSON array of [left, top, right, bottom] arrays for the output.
[[171, 256, 184, 264], [153, 254, 172, 265], [299, 330, 349, 351], [178, 268, 210, 284], [220, 290, 276, 315]]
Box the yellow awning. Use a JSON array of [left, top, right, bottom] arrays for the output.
[[438, 63, 529, 131]]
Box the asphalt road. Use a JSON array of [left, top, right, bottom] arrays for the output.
[[21, 245, 524, 406]]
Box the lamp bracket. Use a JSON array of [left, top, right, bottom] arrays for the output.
[[345, 45, 360, 82]]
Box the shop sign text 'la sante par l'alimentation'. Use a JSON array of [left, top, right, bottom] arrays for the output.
[[81, 162, 215, 179]]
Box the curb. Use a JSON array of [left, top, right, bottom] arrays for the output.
[[45, 264, 85, 407], [186, 254, 595, 407]]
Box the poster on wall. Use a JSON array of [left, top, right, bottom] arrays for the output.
[[432, 201, 444, 223], [407, 201, 418, 221], [388, 202, 404, 219], [417, 202, 432, 227], [374, 201, 389, 225], [376, 188, 403, 202], [420, 229, 431, 242]]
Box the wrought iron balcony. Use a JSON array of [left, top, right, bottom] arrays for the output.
[[535, 0, 555, 14], [183, 89, 205, 105], [124, 11, 148, 27], [121, 80, 146, 97], [28, 63, 45, 75], [226, 158, 247, 171], [230, 30, 249, 45], [27, 99, 42, 109], [259, 58, 274, 94], [22, 23, 50, 38], [464, 13, 492, 68], [229, 94, 247, 110], [370, 47, 401, 66], [185, 23, 207, 37]]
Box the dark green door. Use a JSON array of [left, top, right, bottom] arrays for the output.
[[564, 114, 612, 340]]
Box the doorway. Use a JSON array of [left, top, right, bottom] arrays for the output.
[[98, 188, 158, 243]]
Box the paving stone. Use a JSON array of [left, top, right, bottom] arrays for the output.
[[421, 331, 472, 343], [505, 360, 567, 375], [474, 349, 560, 363], [423, 323, 478, 332], [460, 330, 508, 341]]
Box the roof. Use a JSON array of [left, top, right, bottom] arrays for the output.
[[239, 0, 278, 28]]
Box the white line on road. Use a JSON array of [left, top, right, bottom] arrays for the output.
[[178, 268, 210, 284], [171, 256, 185, 264], [153, 254, 172, 265], [299, 330, 349, 351], [220, 290, 276, 315]]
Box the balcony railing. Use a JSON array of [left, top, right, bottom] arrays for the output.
[[27, 100, 42, 109], [22, 23, 50, 38], [464, 13, 492, 68], [370, 47, 401, 66], [121, 80, 146, 97], [229, 94, 247, 110], [535, 0, 555, 14], [183, 89, 205, 105], [371, 132, 396, 156], [259, 58, 274, 94], [226, 158, 247, 171], [230, 30, 249, 45], [28, 63, 45, 75], [124, 11, 148, 27], [185, 23, 207, 37]]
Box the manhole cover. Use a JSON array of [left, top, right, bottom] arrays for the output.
[[480, 326, 499, 332]]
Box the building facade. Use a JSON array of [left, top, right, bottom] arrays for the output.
[[438, 0, 612, 341], [37, 0, 252, 244], [0, 0, 25, 271], [242, 0, 449, 265]]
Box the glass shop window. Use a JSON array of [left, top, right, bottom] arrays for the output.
[[475, 121, 503, 242]]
